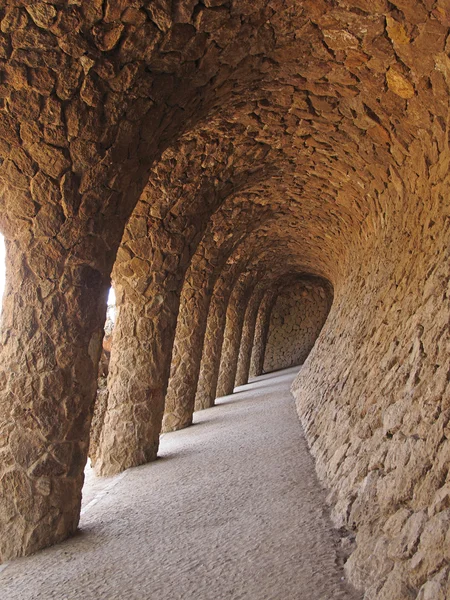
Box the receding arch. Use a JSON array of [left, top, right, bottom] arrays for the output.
[[0, 7, 447, 598]]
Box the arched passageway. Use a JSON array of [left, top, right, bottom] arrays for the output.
[[0, 2, 448, 598]]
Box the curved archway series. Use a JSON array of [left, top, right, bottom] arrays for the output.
[[0, 3, 449, 598]]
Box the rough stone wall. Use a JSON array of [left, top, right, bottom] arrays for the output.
[[1, 0, 449, 581], [292, 156, 450, 599], [263, 281, 331, 373]]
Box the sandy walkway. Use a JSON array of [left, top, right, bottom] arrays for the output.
[[1, 367, 360, 600]]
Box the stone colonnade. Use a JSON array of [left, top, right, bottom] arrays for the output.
[[235, 282, 270, 387], [0, 4, 449, 599]]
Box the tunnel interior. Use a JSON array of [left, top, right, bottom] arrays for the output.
[[0, 2, 449, 598]]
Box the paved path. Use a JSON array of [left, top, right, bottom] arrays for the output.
[[1, 367, 360, 600]]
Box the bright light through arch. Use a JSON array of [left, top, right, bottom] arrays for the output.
[[107, 286, 116, 323], [107, 286, 115, 306]]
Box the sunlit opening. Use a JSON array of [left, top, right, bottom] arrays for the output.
[[107, 286, 116, 324]]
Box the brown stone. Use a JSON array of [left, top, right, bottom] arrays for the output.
[[249, 289, 277, 379], [92, 22, 123, 52], [0, 7, 447, 599], [26, 4, 57, 30], [216, 274, 257, 398], [386, 68, 415, 99], [28, 143, 70, 179], [263, 279, 332, 373]]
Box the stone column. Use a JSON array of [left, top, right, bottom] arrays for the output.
[[249, 288, 278, 378], [94, 283, 182, 476], [216, 274, 256, 398], [94, 217, 193, 476], [235, 285, 267, 387], [0, 230, 113, 562], [195, 264, 242, 411], [161, 257, 215, 433]]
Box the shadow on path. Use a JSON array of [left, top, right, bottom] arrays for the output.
[[1, 367, 361, 600]]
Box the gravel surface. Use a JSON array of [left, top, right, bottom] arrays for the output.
[[1, 367, 361, 600]]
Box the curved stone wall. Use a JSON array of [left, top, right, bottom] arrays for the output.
[[263, 281, 332, 373], [0, 3, 448, 593], [291, 155, 450, 599]]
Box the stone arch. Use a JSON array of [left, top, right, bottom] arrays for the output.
[[93, 135, 277, 474], [0, 1, 304, 559], [235, 273, 325, 387], [162, 199, 274, 432], [194, 229, 318, 411], [0, 6, 447, 598]]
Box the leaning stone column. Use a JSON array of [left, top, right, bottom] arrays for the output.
[[162, 256, 215, 433], [195, 264, 242, 411], [94, 218, 188, 476], [249, 288, 278, 378], [235, 285, 267, 387], [216, 274, 256, 398], [94, 283, 181, 475], [0, 104, 149, 561], [0, 230, 112, 562]]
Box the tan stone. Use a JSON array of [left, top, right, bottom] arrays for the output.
[[386, 68, 415, 99], [263, 279, 332, 373], [0, 7, 447, 598], [249, 290, 277, 379]]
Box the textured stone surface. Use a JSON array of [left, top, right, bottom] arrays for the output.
[[292, 153, 450, 598], [249, 288, 278, 379], [93, 225, 185, 475], [0, 368, 360, 600], [0, 2, 448, 591], [216, 273, 257, 398], [0, 0, 300, 560], [264, 279, 332, 373], [0, 238, 110, 562], [93, 133, 275, 474], [234, 284, 267, 387], [195, 262, 244, 411], [163, 199, 273, 432]]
